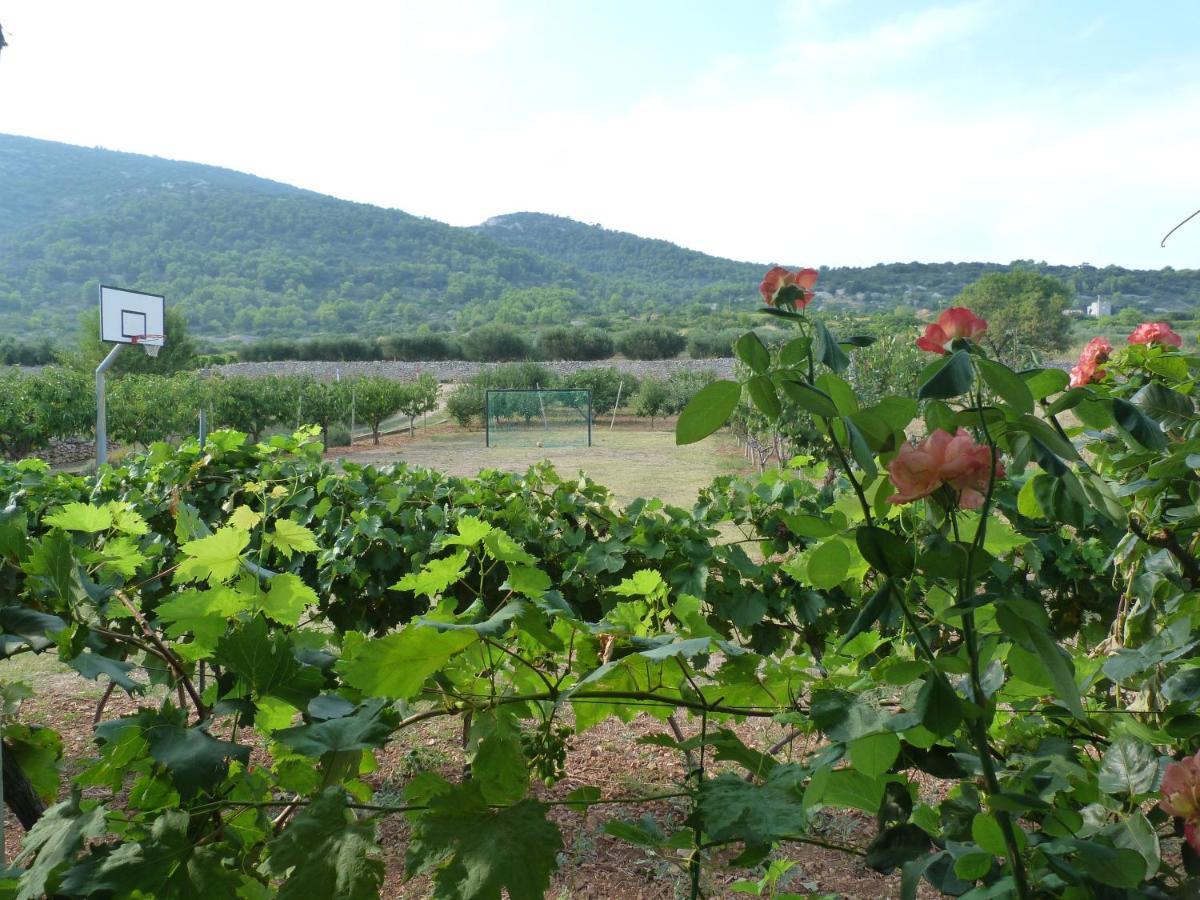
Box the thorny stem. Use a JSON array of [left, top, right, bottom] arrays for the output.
[[967, 384, 1033, 900]]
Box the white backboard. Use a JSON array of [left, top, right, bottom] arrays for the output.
[[100, 285, 165, 346]]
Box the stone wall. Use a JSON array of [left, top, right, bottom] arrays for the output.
[[204, 358, 737, 382]]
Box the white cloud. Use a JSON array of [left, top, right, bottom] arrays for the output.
[[775, 1, 992, 79]]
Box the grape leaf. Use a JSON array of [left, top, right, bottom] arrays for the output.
[[15, 791, 107, 900], [259, 572, 317, 626], [155, 587, 247, 654], [265, 788, 384, 900], [58, 810, 241, 898], [268, 518, 320, 560], [176, 527, 250, 584], [215, 616, 324, 708], [43, 502, 112, 534], [439, 516, 493, 548], [274, 698, 398, 756], [392, 550, 470, 598], [405, 781, 562, 900], [228, 504, 262, 530], [145, 718, 251, 799], [698, 767, 806, 846], [338, 625, 477, 700]]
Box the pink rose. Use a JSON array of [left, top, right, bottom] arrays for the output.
[[888, 428, 1004, 509], [1068, 337, 1113, 388], [760, 266, 819, 310], [1161, 750, 1200, 853], [1128, 322, 1183, 348], [916, 307, 989, 355]]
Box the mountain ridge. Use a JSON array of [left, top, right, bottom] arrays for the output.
[[2, 133, 1197, 340]]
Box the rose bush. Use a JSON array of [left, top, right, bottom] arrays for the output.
[[677, 266, 1200, 897]]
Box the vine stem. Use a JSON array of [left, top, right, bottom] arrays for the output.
[[965, 383, 1032, 900], [114, 590, 207, 720]]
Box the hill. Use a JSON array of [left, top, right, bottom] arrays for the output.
[[0, 134, 602, 338], [2, 134, 1199, 342], [476, 212, 1200, 315]]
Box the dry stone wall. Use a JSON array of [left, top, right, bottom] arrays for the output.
[[204, 358, 736, 382]]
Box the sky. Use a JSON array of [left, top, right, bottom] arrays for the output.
[[2, 0, 1200, 270]]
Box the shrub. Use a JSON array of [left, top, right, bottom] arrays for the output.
[[562, 368, 638, 416], [380, 334, 463, 361], [481, 362, 558, 390], [0, 337, 57, 366], [462, 325, 531, 362], [616, 326, 685, 360], [686, 331, 737, 359], [536, 327, 614, 361], [445, 382, 485, 429]]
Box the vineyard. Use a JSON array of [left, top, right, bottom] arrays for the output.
[[0, 269, 1196, 899]]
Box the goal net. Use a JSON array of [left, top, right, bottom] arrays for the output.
[[485, 389, 592, 449]]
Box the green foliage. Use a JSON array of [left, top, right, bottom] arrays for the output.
[[616, 325, 686, 360], [108, 373, 203, 448], [381, 332, 463, 361], [633, 378, 670, 427], [686, 329, 738, 358], [535, 326, 614, 361], [0, 367, 92, 458], [462, 325, 532, 362], [350, 376, 407, 445], [561, 367, 638, 416], [73, 307, 198, 375], [2, 272, 1200, 899], [446, 364, 558, 428], [955, 271, 1073, 360]]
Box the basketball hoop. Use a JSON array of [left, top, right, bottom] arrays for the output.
[[130, 334, 165, 358]]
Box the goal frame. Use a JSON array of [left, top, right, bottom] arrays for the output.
[[484, 388, 592, 448]]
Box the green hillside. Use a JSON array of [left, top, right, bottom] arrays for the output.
[[2, 133, 1199, 343], [0, 134, 603, 338], [477, 212, 1200, 314]]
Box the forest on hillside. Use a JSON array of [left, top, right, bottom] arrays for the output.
[[3, 134, 1200, 342]]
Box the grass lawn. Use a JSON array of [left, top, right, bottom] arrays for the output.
[[329, 421, 753, 509]]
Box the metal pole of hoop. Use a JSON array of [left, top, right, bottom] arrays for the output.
[[96, 335, 163, 467]]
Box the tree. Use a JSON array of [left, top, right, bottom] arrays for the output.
[[298, 379, 350, 447], [397, 374, 439, 436], [209, 375, 292, 442], [633, 378, 670, 428], [73, 308, 198, 375], [953, 272, 1072, 360], [351, 377, 406, 445], [563, 368, 637, 417], [108, 374, 202, 448]]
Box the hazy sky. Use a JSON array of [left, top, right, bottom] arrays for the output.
[[3, 1, 1199, 269]]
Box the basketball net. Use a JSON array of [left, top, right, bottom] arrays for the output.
[[131, 334, 165, 358]]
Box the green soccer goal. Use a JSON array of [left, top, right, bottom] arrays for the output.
[[485, 389, 592, 448]]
